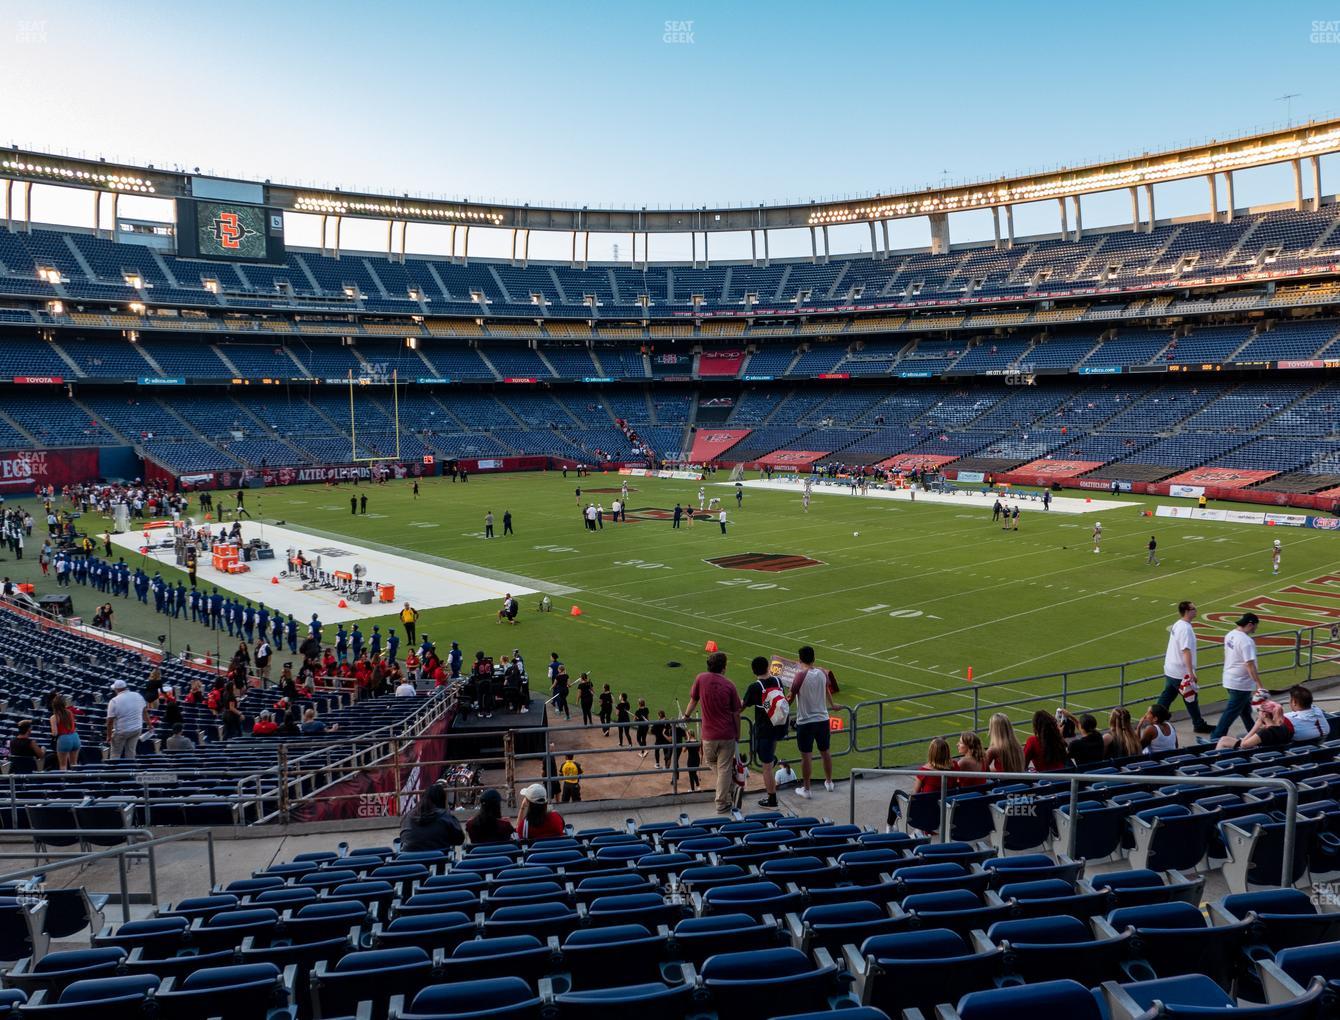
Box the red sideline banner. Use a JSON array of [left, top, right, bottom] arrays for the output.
[[0, 448, 101, 492], [154, 461, 432, 492], [290, 708, 453, 823]]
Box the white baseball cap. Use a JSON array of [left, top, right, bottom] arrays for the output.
[[111, 679, 127, 691], [519, 783, 548, 804]]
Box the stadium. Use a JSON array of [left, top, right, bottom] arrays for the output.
[[0, 5, 1339, 1018]]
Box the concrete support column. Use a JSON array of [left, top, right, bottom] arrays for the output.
[[110, 192, 119, 241], [22, 181, 31, 232], [822, 225, 830, 261], [387, 220, 394, 257], [881, 220, 890, 260], [703, 231, 709, 266], [320, 215, 328, 256], [809, 226, 818, 263], [1293, 159, 1304, 211], [1072, 195, 1083, 240], [1057, 197, 1069, 240], [92, 190, 100, 238], [691, 232, 697, 266], [868, 220, 878, 258], [1144, 184, 1156, 233], [510, 228, 518, 264], [399, 221, 408, 262], [3, 179, 11, 231], [928, 212, 950, 254], [583, 231, 589, 268], [334, 216, 342, 258], [522, 228, 530, 265], [751, 229, 759, 265], [449, 225, 458, 261], [1128, 187, 1140, 231], [991, 207, 1001, 248], [461, 225, 470, 263], [763, 228, 770, 266], [1224, 172, 1235, 224], [1312, 156, 1323, 212], [642, 232, 649, 269], [570, 231, 577, 267], [1004, 205, 1015, 247], [1207, 174, 1219, 223]]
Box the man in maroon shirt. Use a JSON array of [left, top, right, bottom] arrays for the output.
[[684, 651, 743, 812]]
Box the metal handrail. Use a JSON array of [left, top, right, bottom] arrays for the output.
[[848, 767, 1301, 887], [846, 625, 1335, 767], [0, 827, 215, 922]]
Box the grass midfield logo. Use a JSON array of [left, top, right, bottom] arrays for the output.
[[706, 553, 823, 572]]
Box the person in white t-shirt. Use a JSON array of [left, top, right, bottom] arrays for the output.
[[1157, 600, 1210, 733], [1272, 539, 1281, 576], [105, 679, 148, 760], [395, 680, 417, 697], [1208, 613, 1261, 742], [791, 646, 836, 798]]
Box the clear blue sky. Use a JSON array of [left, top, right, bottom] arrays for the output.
[[3, 0, 1337, 259]]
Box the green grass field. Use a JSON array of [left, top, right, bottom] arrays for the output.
[[5, 472, 1338, 763]]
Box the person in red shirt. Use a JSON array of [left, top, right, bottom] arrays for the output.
[[913, 737, 957, 795], [252, 712, 278, 736], [514, 783, 565, 840], [683, 652, 743, 813], [1023, 710, 1072, 772], [954, 731, 989, 790]]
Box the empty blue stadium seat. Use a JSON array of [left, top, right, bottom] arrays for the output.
[[700, 946, 839, 1020], [848, 927, 1002, 1016], [954, 978, 1104, 1020], [986, 915, 1133, 986], [394, 977, 543, 1020]]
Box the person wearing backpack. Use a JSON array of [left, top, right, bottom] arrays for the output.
[[743, 655, 788, 807]]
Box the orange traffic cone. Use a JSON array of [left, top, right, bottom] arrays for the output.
[[270, 576, 279, 585], [966, 666, 974, 682], [338, 599, 348, 608], [705, 640, 718, 653], [570, 605, 582, 616], [1085, 497, 1092, 503]]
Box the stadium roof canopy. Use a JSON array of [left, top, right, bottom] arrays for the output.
[[4, 118, 1339, 262]]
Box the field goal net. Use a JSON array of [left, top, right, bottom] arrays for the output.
[[348, 366, 401, 463]]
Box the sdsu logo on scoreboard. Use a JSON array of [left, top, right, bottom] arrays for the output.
[[190, 200, 269, 260], [208, 209, 258, 251]]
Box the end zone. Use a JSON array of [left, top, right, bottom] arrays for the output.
[[112, 521, 536, 623]]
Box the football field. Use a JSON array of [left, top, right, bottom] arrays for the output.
[[9, 471, 1339, 761]]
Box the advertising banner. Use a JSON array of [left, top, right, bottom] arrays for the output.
[[1169, 484, 1206, 498], [1265, 512, 1308, 527], [0, 448, 101, 492]]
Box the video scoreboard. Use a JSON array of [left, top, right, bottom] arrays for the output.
[[175, 176, 284, 263]]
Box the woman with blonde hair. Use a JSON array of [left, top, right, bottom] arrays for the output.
[[984, 713, 1024, 773], [1105, 707, 1142, 758]]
